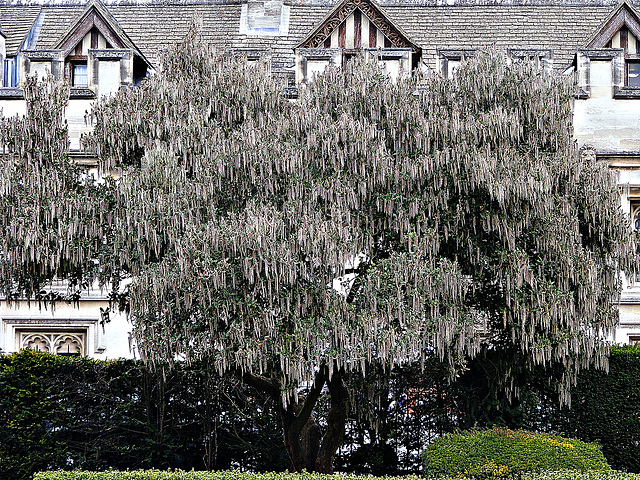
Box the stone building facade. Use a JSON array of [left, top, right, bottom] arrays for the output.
[[1, 0, 639, 357]]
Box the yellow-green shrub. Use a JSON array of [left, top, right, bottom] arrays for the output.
[[422, 428, 609, 478]]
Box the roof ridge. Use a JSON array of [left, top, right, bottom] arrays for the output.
[[0, 0, 245, 6], [0, 0, 636, 6]]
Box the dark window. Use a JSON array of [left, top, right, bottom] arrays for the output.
[[3, 57, 17, 87], [627, 61, 640, 87], [73, 63, 88, 87], [629, 335, 640, 346]]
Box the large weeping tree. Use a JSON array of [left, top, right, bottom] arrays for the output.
[[1, 29, 635, 472]]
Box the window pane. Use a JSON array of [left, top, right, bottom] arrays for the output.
[[3, 57, 17, 87], [447, 59, 461, 79], [74, 64, 88, 87], [628, 62, 640, 87]]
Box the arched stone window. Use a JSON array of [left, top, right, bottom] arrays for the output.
[[19, 331, 86, 356]]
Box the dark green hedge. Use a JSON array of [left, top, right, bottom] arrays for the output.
[[0, 351, 288, 480], [4, 346, 640, 479], [558, 346, 640, 473], [449, 346, 640, 474], [422, 428, 609, 478]]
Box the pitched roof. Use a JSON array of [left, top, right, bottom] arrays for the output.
[[585, 0, 640, 47], [52, 0, 151, 66], [106, 3, 328, 72], [0, 5, 41, 56], [0, 0, 637, 73], [383, 3, 614, 70], [32, 6, 84, 50]]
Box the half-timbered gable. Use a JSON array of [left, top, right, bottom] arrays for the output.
[[295, 0, 420, 83]]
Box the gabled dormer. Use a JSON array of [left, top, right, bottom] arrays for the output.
[[294, 0, 420, 83], [573, 2, 640, 163], [578, 0, 640, 93], [48, 0, 150, 95]]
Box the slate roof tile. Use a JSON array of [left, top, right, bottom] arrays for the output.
[[0, 0, 633, 74], [0, 5, 41, 55]]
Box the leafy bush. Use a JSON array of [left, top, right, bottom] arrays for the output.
[[0, 350, 72, 479], [521, 472, 640, 480], [422, 428, 609, 478]]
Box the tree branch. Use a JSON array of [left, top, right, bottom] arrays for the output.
[[240, 370, 281, 400], [294, 364, 328, 433]]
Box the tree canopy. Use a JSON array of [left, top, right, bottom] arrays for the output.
[[0, 30, 635, 472]]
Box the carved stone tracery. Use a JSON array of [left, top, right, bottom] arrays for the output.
[[24, 334, 51, 353], [301, 0, 416, 52], [19, 331, 86, 355]]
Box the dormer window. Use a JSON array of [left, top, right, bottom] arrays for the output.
[[628, 60, 640, 86], [508, 49, 552, 73], [72, 62, 88, 87], [439, 50, 475, 79], [295, 0, 420, 84], [605, 26, 640, 86], [66, 38, 89, 88], [584, 2, 640, 95]]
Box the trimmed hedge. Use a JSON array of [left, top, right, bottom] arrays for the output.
[[33, 472, 420, 480], [32, 470, 640, 480], [5, 347, 640, 478], [422, 429, 609, 478], [0, 351, 289, 480], [521, 473, 640, 480]]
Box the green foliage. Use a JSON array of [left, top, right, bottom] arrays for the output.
[[34, 472, 422, 480], [519, 473, 640, 480], [32, 470, 640, 480], [558, 345, 640, 472], [0, 350, 289, 480], [0, 350, 69, 480], [4, 348, 640, 478], [422, 428, 609, 478], [440, 346, 640, 473]]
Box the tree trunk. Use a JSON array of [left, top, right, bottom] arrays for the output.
[[242, 366, 348, 473], [315, 370, 348, 473], [281, 403, 322, 472]]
